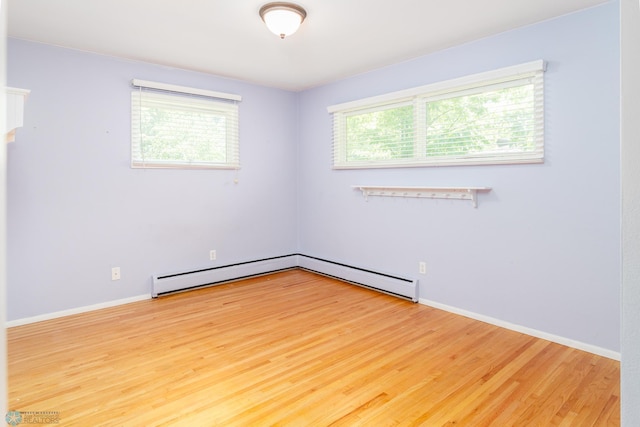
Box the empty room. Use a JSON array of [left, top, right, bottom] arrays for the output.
[[3, 0, 640, 425]]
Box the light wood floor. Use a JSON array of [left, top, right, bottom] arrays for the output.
[[8, 270, 619, 426]]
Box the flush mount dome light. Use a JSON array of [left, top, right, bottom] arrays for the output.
[[259, 2, 307, 39]]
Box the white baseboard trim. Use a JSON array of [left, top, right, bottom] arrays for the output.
[[419, 298, 621, 361], [6, 294, 151, 328]]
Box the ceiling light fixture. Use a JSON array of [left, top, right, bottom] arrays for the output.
[[259, 2, 307, 39]]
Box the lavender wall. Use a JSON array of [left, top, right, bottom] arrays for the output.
[[7, 3, 621, 354], [7, 39, 298, 321], [297, 2, 620, 352]]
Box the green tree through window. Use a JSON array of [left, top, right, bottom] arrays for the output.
[[425, 83, 535, 158], [132, 89, 239, 169], [330, 60, 544, 168], [345, 104, 413, 161]]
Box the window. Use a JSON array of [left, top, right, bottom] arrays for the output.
[[131, 80, 240, 169], [329, 60, 545, 169]]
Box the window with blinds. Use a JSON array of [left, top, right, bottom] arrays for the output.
[[329, 60, 545, 169], [131, 83, 240, 169]]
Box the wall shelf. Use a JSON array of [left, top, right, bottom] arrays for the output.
[[353, 185, 492, 208], [6, 87, 31, 143]]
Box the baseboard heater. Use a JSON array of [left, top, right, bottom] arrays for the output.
[[152, 254, 418, 302], [297, 255, 418, 302], [152, 255, 297, 297]]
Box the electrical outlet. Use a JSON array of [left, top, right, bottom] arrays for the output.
[[419, 261, 426, 275], [210, 250, 217, 261], [112, 267, 121, 281]]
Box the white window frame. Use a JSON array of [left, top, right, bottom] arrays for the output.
[[131, 79, 241, 170], [328, 60, 546, 169]]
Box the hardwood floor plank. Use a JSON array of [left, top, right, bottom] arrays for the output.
[[8, 270, 619, 426]]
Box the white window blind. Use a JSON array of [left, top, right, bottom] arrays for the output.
[[131, 81, 240, 169], [329, 60, 545, 169]]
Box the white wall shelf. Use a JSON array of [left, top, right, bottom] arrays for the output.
[[6, 87, 30, 143], [353, 185, 492, 208]]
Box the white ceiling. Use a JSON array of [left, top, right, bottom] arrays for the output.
[[8, 0, 609, 91]]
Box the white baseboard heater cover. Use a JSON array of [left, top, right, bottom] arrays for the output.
[[297, 255, 418, 302], [152, 255, 297, 297], [152, 254, 418, 302]]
